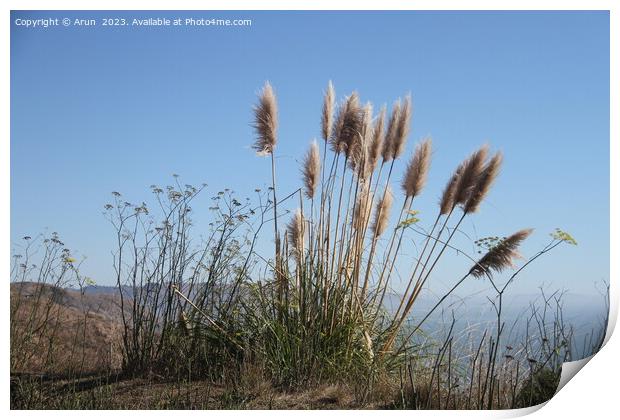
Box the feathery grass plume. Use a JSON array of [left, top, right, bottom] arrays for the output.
[[361, 102, 375, 179], [402, 138, 432, 198], [329, 100, 345, 153], [302, 140, 321, 199], [353, 183, 372, 228], [350, 102, 373, 175], [287, 209, 304, 254], [453, 145, 489, 206], [330, 92, 363, 155], [344, 96, 365, 163], [381, 100, 401, 163], [463, 151, 503, 214], [361, 102, 374, 145], [469, 229, 533, 278], [439, 167, 461, 215], [391, 94, 412, 160], [368, 105, 386, 172], [252, 82, 278, 155], [371, 186, 393, 237], [321, 81, 335, 141]]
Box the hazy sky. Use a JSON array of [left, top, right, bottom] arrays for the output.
[[11, 11, 609, 297]]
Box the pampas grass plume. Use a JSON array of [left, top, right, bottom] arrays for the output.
[[463, 151, 503, 214], [372, 186, 393, 238], [402, 138, 432, 198], [302, 140, 321, 199], [470, 229, 533, 278], [252, 82, 278, 155], [321, 81, 335, 142]]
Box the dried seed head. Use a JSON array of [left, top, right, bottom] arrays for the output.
[[463, 152, 503, 214], [361, 102, 374, 145], [302, 140, 321, 199], [350, 102, 373, 177], [391, 94, 412, 160], [470, 229, 533, 278], [371, 186, 393, 238], [287, 209, 304, 254], [402, 138, 432, 198], [252, 82, 278, 155], [382, 100, 401, 163], [330, 92, 363, 156], [454, 145, 489, 206], [368, 105, 386, 173], [361, 102, 374, 179], [321, 81, 335, 142], [439, 168, 460, 215]]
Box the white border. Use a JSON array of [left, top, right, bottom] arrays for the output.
[[2, 2, 617, 418]]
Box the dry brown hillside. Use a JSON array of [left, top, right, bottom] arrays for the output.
[[10, 282, 124, 375]]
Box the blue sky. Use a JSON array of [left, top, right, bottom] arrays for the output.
[[10, 11, 609, 297]]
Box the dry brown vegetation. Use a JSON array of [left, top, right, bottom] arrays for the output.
[[11, 282, 123, 375]]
